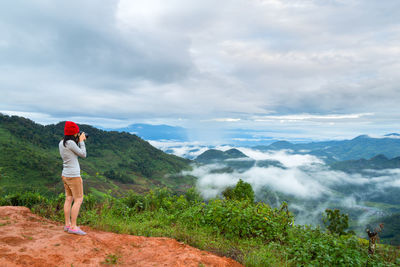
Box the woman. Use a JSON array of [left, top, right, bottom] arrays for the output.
[[59, 121, 87, 235]]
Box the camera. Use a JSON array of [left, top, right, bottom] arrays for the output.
[[78, 132, 89, 139]]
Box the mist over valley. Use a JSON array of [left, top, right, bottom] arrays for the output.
[[151, 135, 400, 242]]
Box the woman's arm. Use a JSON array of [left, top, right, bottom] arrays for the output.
[[66, 140, 87, 158]]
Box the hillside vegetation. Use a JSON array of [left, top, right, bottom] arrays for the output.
[[195, 148, 248, 163], [0, 114, 194, 196], [331, 154, 400, 173], [0, 184, 398, 266]]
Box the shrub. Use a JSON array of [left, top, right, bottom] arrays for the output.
[[122, 191, 146, 212], [285, 225, 365, 266], [1, 192, 48, 208], [144, 187, 174, 211], [196, 199, 293, 241], [222, 179, 255, 202], [81, 193, 99, 211], [184, 187, 203, 204], [323, 208, 349, 236]]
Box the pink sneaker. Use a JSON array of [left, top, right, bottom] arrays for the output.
[[63, 226, 70, 232], [68, 227, 87, 235]]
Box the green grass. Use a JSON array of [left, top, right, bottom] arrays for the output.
[[22, 234, 33, 240], [101, 254, 122, 265]]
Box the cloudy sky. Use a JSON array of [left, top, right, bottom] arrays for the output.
[[1, 0, 400, 141]]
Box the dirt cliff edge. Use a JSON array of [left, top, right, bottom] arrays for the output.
[[0, 206, 243, 267]]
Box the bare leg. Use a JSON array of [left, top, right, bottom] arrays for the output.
[[64, 196, 73, 226], [70, 196, 84, 229]]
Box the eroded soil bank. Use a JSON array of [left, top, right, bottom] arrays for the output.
[[0, 206, 243, 267]]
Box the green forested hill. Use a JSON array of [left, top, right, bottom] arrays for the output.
[[330, 154, 400, 173], [195, 148, 248, 163], [0, 114, 194, 196]]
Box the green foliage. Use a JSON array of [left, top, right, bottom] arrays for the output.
[[121, 188, 180, 213], [323, 208, 349, 236], [221, 187, 235, 200], [103, 169, 134, 184], [184, 187, 203, 204], [0, 191, 49, 208], [194, 199, 293, 240], [284, 226, 366, 266], [195, 148, 248, 164], [101, 254, 122, 265], [222, 179, 255, 202]]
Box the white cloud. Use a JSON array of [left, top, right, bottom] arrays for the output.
[[180, 147, 329, 198], [149, 140, 210, 159], [0, 110, 53, 122], [1, 0, 400, 138], [206, 118, 241, 122], [252, 113, 374, 122], [245, 166, 328, 198], [238, 148, 323, 167]]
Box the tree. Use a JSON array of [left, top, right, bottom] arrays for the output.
[[222, 179, 255, 202], [366, 223, 384, 255], [323, 208, 349, 236], [184, 187, 203, 204]]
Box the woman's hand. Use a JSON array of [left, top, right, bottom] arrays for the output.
[[79, 132, 87, 142]]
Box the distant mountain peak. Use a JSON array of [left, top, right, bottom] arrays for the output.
[[195, 148, 248, 163], [384, 133, 400, 137], [352, 134, 370, 140], [273, 140, 292, 144], [370, 154, 388, 161], [224, 148, 247, 157], [267, 140, 294, 150]]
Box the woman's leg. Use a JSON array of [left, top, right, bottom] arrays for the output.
[[64, 196, 73, 226], [70, 196, 83, 229], [69, 177, 84, 230], [62, 176, 74, 227]]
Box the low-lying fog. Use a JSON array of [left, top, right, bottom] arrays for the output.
[[151, 141, 400, 229]]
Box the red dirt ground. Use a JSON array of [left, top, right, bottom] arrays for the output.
[[0, 206, 243, 267]]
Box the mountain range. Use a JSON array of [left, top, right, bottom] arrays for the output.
[[253, 134, 400, 162], [194, 137, 400, 173], [330, 154, 400, 173]]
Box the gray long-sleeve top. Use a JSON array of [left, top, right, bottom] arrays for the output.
[[59, 140, 86, 177]]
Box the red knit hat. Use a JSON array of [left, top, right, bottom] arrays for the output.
[[64, 121, 80, 135]]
